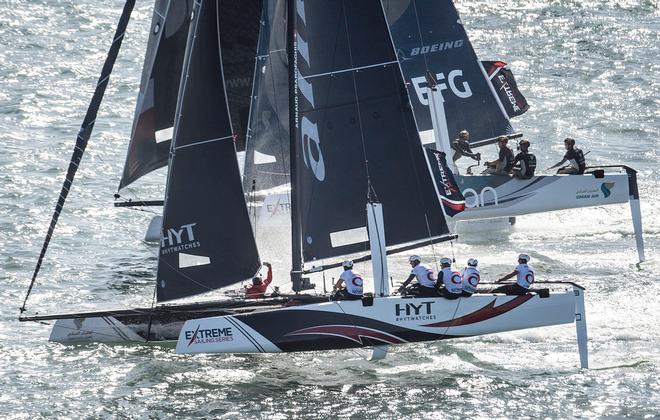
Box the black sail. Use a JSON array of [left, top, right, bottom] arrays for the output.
[[119, 0, 193, 189], [243, 0, 290, 192], [218, 0, 262, 152], [382, 0, 515, 147], [157, 0, 260, 302], [292, 0, 449, 262]]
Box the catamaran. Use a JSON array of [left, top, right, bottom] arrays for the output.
[[20, 0, 590, 368], [117, 0, 644, 262]]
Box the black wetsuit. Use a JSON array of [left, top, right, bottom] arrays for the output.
[[563, 148, 586, 174], [499, 146, 514, 172], [512, 151, 537, 178]]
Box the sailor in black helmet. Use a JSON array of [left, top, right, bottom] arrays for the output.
[[451, 129, 481, 163], [493, 253, 535, 295], [548, 137, 586, 175], [512, 139, 537, 179], [398, 255, 437, 297], [331, 260, 363, 301]]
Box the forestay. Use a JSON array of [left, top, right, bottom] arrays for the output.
[[292, 0, 449, 262], [156, 0, 260, 302]]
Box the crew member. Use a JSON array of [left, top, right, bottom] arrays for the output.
[[398, 255, 437, 297], [548, 137, 586, 174], [438, 257, 462, 299], [451, 130, 481, 162], [512, 139, 537, 179], [460, 258, 480, 297], [331, 260, 363, 301], [245, 262, 273, 299], [493, 253, 535, 295], [483, 136, 514, 175]]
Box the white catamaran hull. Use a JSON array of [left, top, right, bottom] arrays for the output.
[[175, 290, 579, 355]]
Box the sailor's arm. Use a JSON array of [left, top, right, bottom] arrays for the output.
[[333, 278, 344, 291], [547, 158, 567, 170], [496, 271, 517, 283], [263, 262, 273, 287], [398, 274, 415, 292]]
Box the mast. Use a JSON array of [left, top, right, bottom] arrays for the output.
[[287, 0, 302, 292]]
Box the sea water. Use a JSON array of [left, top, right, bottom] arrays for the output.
[[0, 1, 658, 418]]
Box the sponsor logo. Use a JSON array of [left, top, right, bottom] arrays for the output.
[[409, 39, 464, 57], [225, 77, 252, 89], [575, 184, 611, 200], [185, 324, 234, 347], [161, 222, 201, 255], [462, 187, 498, 208], [601, 182, 615, 198], [411, 70, 472, 105], [395, 301, 437, 322], [433, 152, 458, 196], [296, 4, 325, 182], [497, 74, 522, 113]]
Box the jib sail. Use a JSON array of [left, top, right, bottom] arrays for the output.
[[243, 0, 290, 193], [119, 0, 193, 189], [119, 0, 262, 189], [290, 0, 450, 263], [382, 0, 516, 147], [157, 0, 260, 302]]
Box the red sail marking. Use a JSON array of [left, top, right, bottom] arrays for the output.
[[423, 294, 534, 328], [285, 325, 406, 345], [442, 198, 466, 212]]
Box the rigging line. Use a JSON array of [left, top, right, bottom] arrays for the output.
[[19, 0, 136, 317], [411, 0, 432, 75], [341, 2, 375, 205]]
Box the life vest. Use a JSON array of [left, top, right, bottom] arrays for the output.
[[461, 267, 481, 293], [441, 267, 463, 294], [515, 263, 535, 289]]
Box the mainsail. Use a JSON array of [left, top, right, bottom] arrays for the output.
[[156, 0, 260, 302], [382, 0, 515, 147], [119, 0, 262, 189], [291, 0, 450, 263]]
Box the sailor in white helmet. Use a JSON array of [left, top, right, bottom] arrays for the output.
[[331, 260, 364, 301], [398, 255, 437, 297], [494, 253, 535, 295], [460, 258, 480, 297], [438, 257, 462, 299]]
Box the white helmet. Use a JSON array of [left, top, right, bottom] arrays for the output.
[[342, 260, 354, 269], [467, 258, 478, 267], [440, 257, 452, 266], [518, 253, 530, 263], [408, 255, 421, 264]]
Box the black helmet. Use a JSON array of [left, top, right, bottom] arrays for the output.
[[252, 276, 263, 285], [564, 137, 575, 146], [519, 139, 530, 147]]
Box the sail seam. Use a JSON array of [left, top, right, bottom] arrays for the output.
[[173, 135, 233, 151], [299, 60, 398, 80]]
